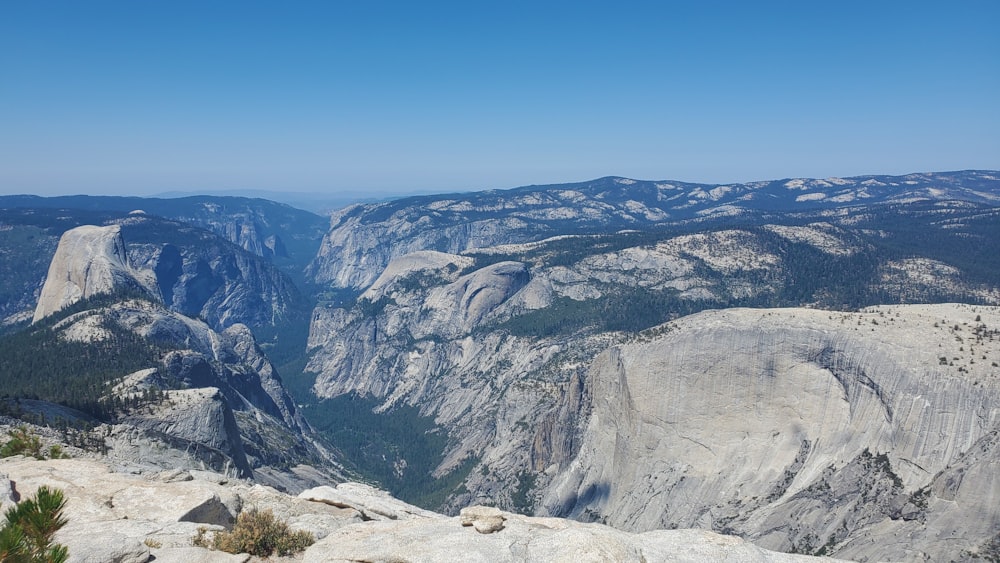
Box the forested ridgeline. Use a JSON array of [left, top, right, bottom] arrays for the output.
[[0, 291, 172, 423]]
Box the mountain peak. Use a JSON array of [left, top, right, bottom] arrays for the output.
[[32, 224, 155, 323]]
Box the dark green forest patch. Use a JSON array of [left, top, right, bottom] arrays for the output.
[[0, 291, 171, 422], [302, 393, 474, 510]]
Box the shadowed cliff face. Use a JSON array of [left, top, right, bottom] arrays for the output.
[[540, 305, 1000, 560], [120, 215, 308, 333]]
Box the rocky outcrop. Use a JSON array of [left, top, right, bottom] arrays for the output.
[[0, 457, 362, 563], [358, 253, 530, 337], [27, 219, 325, 484], [0, 457, 840, 563], [113, 387, 252, 478], [27, 217, 307, 333], [51, 297, 326, 483], [541, 304, 1000, 561], [222, 323, 300, 428], [32, 225, 155, 322], [299, 482, 439, 521]]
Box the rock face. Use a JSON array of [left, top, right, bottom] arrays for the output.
[[50, 298, 322, 480], [222, 323, 301, 428], [541, 305, 1000, 561], [0, 457, 840, 563], [119, 214, 308, 332], [1, 197, 322, 330], [32, 225, 154, 322], [28, 217, 306, 333], [307, 250, 589, 497], [113, 386, 252, 478], [309, 265, 1000, 561]]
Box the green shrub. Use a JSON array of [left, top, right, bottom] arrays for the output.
[[0, 427, 44, 459], [0, 428, 71, 462], [0, 486, 69, 563], [198, 508, 313, 557]]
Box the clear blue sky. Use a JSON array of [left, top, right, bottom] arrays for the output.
[[1, 1, 998, 197]]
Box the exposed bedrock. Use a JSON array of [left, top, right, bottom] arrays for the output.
[[541, 305, 1000, 560]]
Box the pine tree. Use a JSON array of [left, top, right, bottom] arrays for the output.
[[0, 486, 69, 562]]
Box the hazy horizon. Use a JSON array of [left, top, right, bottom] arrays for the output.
[[2, 1, 998, 197]]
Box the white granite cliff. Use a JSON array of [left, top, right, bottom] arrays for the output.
[[541, 305, 1000, 560], [33, 224, 155, 322]]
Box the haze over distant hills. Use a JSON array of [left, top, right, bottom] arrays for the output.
[[150, 189, 427, 215]]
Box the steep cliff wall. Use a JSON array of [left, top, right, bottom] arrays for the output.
[[120, 214, 308, 332], [541, 304, 1000, 560], [306, 250, 597, 507]]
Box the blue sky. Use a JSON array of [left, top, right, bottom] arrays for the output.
[[1, 1, 998, 197]]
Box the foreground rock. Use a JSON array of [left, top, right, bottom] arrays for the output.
[[0, 457, 842, 563], [303, 509, 842, 563], [0, 457, 363, 563]]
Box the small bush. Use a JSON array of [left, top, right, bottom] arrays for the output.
[[199, 508, 313, 557], [0, 486, 70, 563], [0, 427, 71, 461], [0, 427, 44, 459]]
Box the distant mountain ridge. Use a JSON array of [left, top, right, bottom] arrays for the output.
[[308, 170, 1000, 289], [0, 207, 311, 335], [0, 193, 329, 278]]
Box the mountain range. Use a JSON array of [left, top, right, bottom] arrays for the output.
[[1, 170, 999, 561]]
